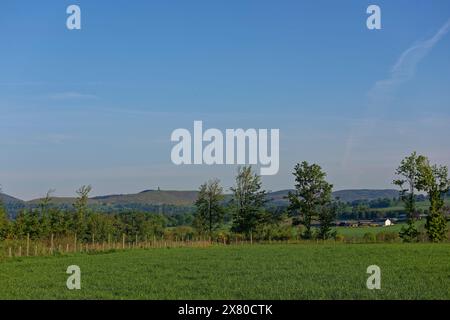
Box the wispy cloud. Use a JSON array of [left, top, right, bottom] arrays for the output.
[[342, 18, 450, 170], [47, 92, 98, 100], [369, 19, 450, 104]]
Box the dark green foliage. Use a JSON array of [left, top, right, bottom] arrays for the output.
[[416, 158, 450, 242], [230, 166, 268, 237], [288, 161, 333, 239], [119, 211, 167, 240], [0, 199, 10, 240], [72, 185, 92, 240], [393, 152, 423, 242], [317, 201, 338, 240], [398, 221, 419, 242], [425, 211, 448, 242], [0, 184, 168, 242], [193, 179, 225, 235]]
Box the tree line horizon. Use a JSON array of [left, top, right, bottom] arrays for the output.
[[1, 152, 449, 243]]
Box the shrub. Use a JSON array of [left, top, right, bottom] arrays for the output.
[[376, 231, 399, 242], [363, 232, 376, 243]]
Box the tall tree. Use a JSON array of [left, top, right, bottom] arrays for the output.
[[39, 189, 54, 216], [288, 161, 333, 239], [393, 152, 424, 242], [193, 179, 225, 235], [72, 185, 92, 240], [230, 166, 268, 237], [0, 188, 10, 240], [317, 201, 339, 240], [13, 208, 41, 239], [417, 159, 450, 242], [38, 189, 55, 237]]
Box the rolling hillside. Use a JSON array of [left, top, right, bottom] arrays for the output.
[[24, 188, 400, 208], [332, 189, 399, 202], [0, 193, 26, 217], [26, 190, 198, 207], [0, 193, 24, 205], [93, 190, 199, 206], [265, 189, 400, 205]]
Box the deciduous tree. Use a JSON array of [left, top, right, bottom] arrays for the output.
[[417, 159, 450, 242], [72, 185, 92, 240], [288, 162, 333, 239], [393, 152, 424, 242], [193, 179, 225, 235], [230, 166, 268, 237]]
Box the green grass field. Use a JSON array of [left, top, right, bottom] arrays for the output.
[[334, 224, 405, 237], [372, 198, 450, 213], [334, 222, 450, 238], [1, 244, 449, 300]]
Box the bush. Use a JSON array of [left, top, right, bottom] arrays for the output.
[[376, 231, 399, 242], [253, 224, 295, 241], [164, 226, 195, 241], [384, 232, 400, 242], [363, 232, 376, 243]]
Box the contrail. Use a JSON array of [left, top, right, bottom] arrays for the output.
[[342, 18, 450, 170], [370, 18, 450, 103]]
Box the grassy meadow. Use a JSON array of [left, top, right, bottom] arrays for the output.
[[0, 243, 449, 300]]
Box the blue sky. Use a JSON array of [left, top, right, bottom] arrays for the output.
[[1, 0, 450, 199]]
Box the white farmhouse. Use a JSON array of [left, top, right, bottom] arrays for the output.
[[384, 218, 393, 227]]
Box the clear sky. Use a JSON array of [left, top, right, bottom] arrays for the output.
[[1, 0, 450, 200]]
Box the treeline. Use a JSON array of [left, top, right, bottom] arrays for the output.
[[1, 153, 449, 243], [393, 152, 450, 242], [3, 201, 194, 222], [0, 187, 169, 242], [337, 199, 424, 221], [192, 163, 343, 241], [337, 194, 431, 220], [192, 154, 450, 243]]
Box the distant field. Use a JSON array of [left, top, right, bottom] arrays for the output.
[[372, 198, 450, 213], [0, 244, 449, 299], [334, 222, 450, 238], [334, 224, 405, 237]]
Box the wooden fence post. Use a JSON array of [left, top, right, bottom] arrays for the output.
[[50, 233, 54, 254], [122, 234, 125, 249], [26, 233, 30, 257]]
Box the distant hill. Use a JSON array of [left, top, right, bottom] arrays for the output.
[[0, 193, 24, 205], [265, 189, 400, 205], [27, 197, 98, 206], [27, 190, 200, 207], [2, 188, 402, 217], [0, 193, 26, 218], [93, 190, 199, 206], [332, 189, 399, 203]]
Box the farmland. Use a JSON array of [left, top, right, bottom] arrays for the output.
[[0, 243, 449, 300]]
